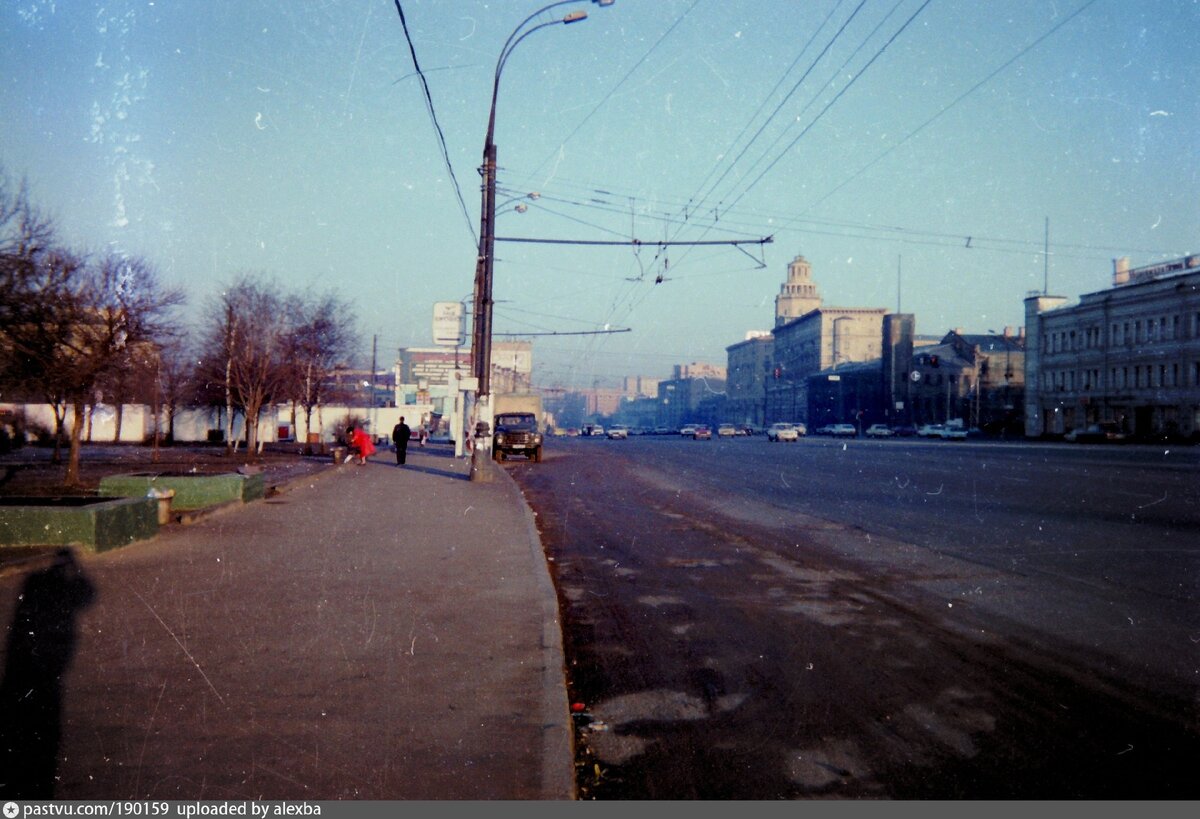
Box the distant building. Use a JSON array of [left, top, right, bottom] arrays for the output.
[[725, 333, 774, 427], [491, 340, 533, 393], [1024, 254, 1200, 439], [673, 361, 726, 380], [656, 375, 727, 429], [768, 306, 886, 423], [622, 375, 661, 398], [904, 329, 1025, 430]]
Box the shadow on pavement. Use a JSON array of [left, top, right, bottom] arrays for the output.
[[0, 548, 95, 798]]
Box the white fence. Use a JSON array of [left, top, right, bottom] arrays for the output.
[[1, 402, 437, 445]]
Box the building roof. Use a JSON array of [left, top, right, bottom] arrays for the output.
[[953, 334, 1025, 354]]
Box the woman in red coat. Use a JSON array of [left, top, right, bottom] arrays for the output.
[[349, 425, 376, 465]]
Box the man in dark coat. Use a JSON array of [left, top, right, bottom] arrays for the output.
[[392, 417, 412, 466]]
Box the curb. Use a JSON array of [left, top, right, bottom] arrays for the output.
[[491, 464, 576, 801]]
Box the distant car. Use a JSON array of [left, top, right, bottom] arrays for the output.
[[814, 424, 835, 436], [692, 425, 713, 440], [865, 424, 894, 438], [653, 426, 672, 435], [829, 423, 857, 437], [917, 424, 945, 438], [717, 423, 737, 437], [606, 425, 629, 439], [767, 422, 799, 442], [740, 425, 762, 436], [940, 425, 968, 440], [892, 424, 917, 437], [680, 424, 698, 438], [792, 422, 807, 436], [1065, 422, 1126, 443]]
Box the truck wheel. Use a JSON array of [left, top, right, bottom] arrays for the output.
[[532, 446, 542, 463]]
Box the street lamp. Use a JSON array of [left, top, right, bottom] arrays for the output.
[[470, 0, 614, 481]]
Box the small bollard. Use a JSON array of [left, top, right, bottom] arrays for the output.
[[147, 488, 175, 525]]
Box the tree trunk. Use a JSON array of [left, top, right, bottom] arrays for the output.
[[50, 402, 66, 464], [65, 399, 86, 487], [114, 402, 125, 442], [245, 404, 260, 454]]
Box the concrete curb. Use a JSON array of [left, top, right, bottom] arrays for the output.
[[492, 464, 576, 801]]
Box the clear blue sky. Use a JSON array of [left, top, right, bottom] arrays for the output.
[[3, 0, 1197, 389]]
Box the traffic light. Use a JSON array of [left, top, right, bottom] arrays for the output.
[[930, 355, 940, 368]]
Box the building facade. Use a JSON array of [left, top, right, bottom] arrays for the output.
[[767, 307, 886, 423], [725, 332, 773, 427], [1024, 254, 1200, 440]]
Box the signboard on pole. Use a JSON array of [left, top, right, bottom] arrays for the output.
[[433, 302, 465, 347]]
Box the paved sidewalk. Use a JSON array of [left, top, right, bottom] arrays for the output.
[[0, 446, 573, 800]]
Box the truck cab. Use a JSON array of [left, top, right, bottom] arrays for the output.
[[492, 412, 543, 462]]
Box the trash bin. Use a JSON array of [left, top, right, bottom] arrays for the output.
[[147, 488, 175, 525]]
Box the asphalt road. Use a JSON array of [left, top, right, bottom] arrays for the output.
[[507, 434, 1200, 799]]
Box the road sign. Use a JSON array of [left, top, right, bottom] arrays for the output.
[[433, 302, 465, 347]]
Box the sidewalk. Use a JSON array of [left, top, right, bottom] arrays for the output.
[[0, 445, 574, 800]]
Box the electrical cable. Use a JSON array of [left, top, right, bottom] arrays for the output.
[[804, 0, 1101, 212], [392, 1, 478, 247]]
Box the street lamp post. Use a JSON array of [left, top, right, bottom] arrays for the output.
[[470, 0, 613, 481]]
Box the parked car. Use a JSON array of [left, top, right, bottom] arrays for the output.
[[941, 425, 968, 440], [829, 423, 858, 437], [680, 424, 698, 438], [653, 426, 672, 435], [917, 424, 945, 438], [814, 424, 835, 436], [740, 425, 762, 436], [1065, 422, 1127, 443], [606, 424, 629, 439], [767, 422, 799, 442], [792, 422, 807, 436], [717, 423, 737, 437], [865, 424, 894, 438], [692, 425, 713, 440], [892, 424, 918, 437]]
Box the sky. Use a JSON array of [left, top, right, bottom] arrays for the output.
[[2, 0, 1197, 390]]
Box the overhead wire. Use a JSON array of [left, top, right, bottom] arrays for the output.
[[391, 1, 478, 247], [803, 0, 1102, 212], [690, 0, 868, 220], [727, 0, 935, 211], [525, 0, 705, 183]]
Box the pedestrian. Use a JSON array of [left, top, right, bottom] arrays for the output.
[[350, 424, 376, 465], [392, 416, 412, 466]]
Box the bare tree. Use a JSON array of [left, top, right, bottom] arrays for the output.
[[197, 275, 293, 455], [283, 291, 360, 448]]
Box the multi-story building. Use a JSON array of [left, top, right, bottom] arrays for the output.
[[656, 374, 727, 430], [1024, 254, 1200, 439], [767, 306, 886, 423], [904, 329, 1025, 430], [725, 332, 773, 427], [490, 340, 533, 394]]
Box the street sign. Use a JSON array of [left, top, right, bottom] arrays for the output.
[[433, 302, 465, 347]]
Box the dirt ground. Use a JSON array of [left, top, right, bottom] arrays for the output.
[[0, 442, 333, 571], [0, 441, 331, 496]]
